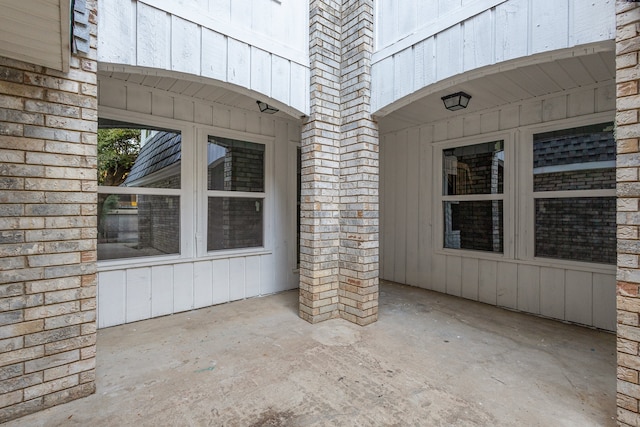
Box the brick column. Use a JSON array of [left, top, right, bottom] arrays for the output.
[[616, 2, 640, 425], [299, 0, 342, 323], [0, 4, 98, 423], [338, 0, 379, 325], [300, 0, 379, 325]]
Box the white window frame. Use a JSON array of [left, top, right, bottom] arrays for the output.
[[196, 127, 274, 258], [96, 110, 196, 267], [518, 112, 616, 271], [433, 131, 515, 260]]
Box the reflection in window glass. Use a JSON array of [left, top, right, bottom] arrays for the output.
[[97, 194, 180, 260], [444, 200, 503, 253], [208, 198, 263, 251], [533, 122, 614, 192], [535, 197, 615, 264], [208, 137, 264, 192], [443, 141, 504, 196]]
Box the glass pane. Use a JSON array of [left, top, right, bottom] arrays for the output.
[[533, 122, 614, 192], [443, 200, 503, 253], [535, 197, 615, 264], [208, 137, 265, 192], [98, 194, 180, 260], [98, 124, 181, 189], [208, 197, 263, 251], [443, 141, 504, 196]]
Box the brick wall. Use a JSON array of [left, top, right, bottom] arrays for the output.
[[300, 0, 379, 325], [0, 2, 98, 422], [616, 2, 640, 426]]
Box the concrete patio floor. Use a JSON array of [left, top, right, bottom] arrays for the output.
[[8, 281, 616, 426]]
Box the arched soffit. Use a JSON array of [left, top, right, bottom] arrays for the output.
[[376, 46, 615, 134], [97, 0, 309, 117], [372, 0, 616, 116], [98, 64, 306, 120]]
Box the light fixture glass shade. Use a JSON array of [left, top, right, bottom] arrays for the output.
[[256, 100, 279, 114], [441, 92, 472, 111]]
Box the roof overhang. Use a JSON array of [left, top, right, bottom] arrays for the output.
[[0, 0, 71, 72]]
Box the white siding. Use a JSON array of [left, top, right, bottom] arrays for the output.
[[372, 0, 615, 113], [379, 82, 616, 330], [98, 0, 310, 115], [97, 76, 300, 328]]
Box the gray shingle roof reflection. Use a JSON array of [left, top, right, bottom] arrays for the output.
[[124, 132, 181, 185]]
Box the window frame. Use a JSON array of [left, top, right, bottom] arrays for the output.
[[196, 127, 274, 257], [433, 131, 515, 259], [96, 111, 195, 266], [518, 113, 616, 269]]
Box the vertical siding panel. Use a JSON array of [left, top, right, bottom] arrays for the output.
[[405, 129, 420, 286], [271, 56, 291, 105], [461, 257, 479, 300], [125, 267, 151, 323], [497, 262, 517, 309], [539, 267, 564, 320], [436, 24, 463, 81], [251, 47, 272, 97], [174, 98, 195, 122], [193, 261, 214, 309], [565, 270, 593, 326], [290, 63, 308, 114], [212, 258, 230, 304], [98, 270, 126, 328], [531, 0, 569, 54], [201, 29, 228, 81], [229, 257, 246, 301], [394, 132, 408, 283], [478, 259, 497, 305], [245, 256, 261, 297], [517, 264, 540, 314], [260, 253, 277, 294], [173, 263, 194, 312], [414, 37, 435, 91], [393, 48, 414, 101], [494, 0, 528, 63], [593, 273, 616, 331], [463, 10, 493, 72], [98, 0, 136, 64], [227, 39, 251, 89], [136, 3, 170, 69], [417, 127, 433, 288], [151, 265, 174, 317], [571, 0, 615, 45], [126, 85, 152, 115], [171, 16, 201, 75], [431, 253, 447, 293], [445, 256, 462, 297], [382, 137, 396, 280], [152, 92, 175, 119]]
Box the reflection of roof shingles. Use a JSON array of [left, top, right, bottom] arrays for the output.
[[124, 132, 181, 184]]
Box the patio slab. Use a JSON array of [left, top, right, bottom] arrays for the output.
[[7, 281, 616, 426]]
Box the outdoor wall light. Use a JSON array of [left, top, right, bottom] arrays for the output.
[[256, 100, 279, 114], [441, 91, 472, 111]]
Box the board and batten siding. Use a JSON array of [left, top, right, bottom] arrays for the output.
[[372, 0, 615, 113], [97, 75, 300, 328], [98, 0, 310, 115], [380, 82, 617, 331]]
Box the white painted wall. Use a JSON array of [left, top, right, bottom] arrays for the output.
[[97, 75, 301, 328], [380, 81, 617, 331], [98, 0, 309, 115], [372, 0, 615, 113]]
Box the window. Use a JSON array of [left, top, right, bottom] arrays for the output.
[[532, 122, 615, 264], [442, 140, 505, 253], [206, 136, 265, 251], [97, 121, 182, 261]]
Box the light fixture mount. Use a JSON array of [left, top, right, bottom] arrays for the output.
[[441, 91, 472, 111], [256, 100, 279, 114]]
